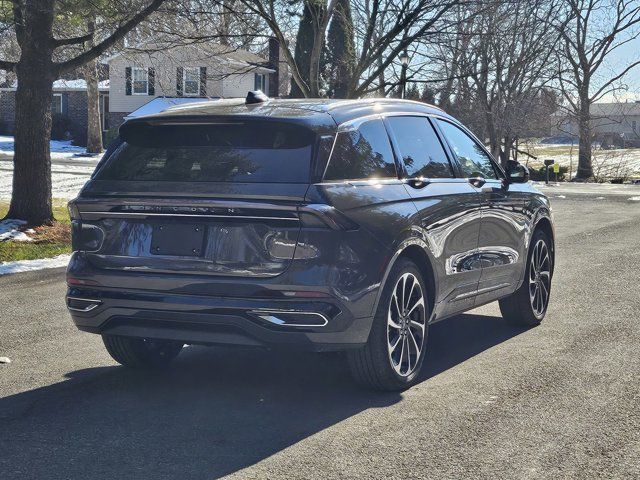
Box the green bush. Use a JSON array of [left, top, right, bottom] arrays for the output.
[[528, 165, 568, 181]]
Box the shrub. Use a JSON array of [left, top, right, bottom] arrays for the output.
[[528, 165, 568, 182], [50, 113, 75, 141]]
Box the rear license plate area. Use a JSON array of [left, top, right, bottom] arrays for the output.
[[151, 223, 205, 257]]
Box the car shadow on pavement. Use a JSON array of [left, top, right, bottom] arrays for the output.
[[0, 313, 528, 480]]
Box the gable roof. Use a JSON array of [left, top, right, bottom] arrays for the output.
[[105, 42, 274, 72], [0, 79, 109, 92]]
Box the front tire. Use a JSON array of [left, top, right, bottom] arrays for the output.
[[102, 335, 183, 368], [499, 230, 553, 326], [348, 258, 429, 391]]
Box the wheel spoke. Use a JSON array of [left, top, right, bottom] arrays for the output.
[[407, 295, 424, 316], [408, 328, 421, 357], [390, 334, 402, 353], [392, 290, 401, 318], [405, 277, 417, 312], [410, 319, 425, 333]]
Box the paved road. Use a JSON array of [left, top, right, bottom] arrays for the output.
[[1, 187, 639, 479]]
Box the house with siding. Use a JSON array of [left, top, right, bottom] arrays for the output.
[[105, 41, 279, 130], [0, 39, 282, 145], [555, 101, 640, 147]]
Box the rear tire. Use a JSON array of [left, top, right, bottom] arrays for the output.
[[499, 230, 553, 326], [347, 258, 430, 391], [102, 335, 183, 368]]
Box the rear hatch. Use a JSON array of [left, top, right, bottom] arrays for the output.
[[74, 119, 318, 278]]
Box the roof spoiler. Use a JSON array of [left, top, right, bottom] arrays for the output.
[[246, 90, 269, 104]]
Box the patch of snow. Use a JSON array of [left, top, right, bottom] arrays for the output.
[[6, 79, 109, 90], [0, 135, 102, 160], [0, 254, 70, 275], [556, 195, 567, 199], [0, 219, 33, 242], [595, 196, 605, 200], [629, 196, 640, 201], [0, 162, 93, 200]]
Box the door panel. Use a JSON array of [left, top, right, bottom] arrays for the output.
[[403, 180, 482, 318], [383, 115, 482, 319], [475, 180, 529, 304]]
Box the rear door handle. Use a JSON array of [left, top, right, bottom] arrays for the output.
[[406, 178, 430, 189], [468, 177, 486, 188]]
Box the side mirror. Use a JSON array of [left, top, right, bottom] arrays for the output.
[[506, 160, 529, 184]]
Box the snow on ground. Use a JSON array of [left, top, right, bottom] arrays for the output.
[[0, 254, 70, 275], [0, 219, 33, 242], [525, 142, 640, 178], [0, 135, 98, 160], [0, 160, 95, 200]]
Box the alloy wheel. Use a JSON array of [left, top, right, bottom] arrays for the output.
[[387, 272, 427, 377], [529, 239, 551, 318]]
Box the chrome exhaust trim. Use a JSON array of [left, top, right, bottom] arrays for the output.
[[249, 310, 329, 327], [67, 297, 102, 313]]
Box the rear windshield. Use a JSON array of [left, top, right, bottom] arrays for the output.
[[95, 122, 315, 183]]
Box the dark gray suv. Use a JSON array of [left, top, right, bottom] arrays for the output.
[[67, 96, 554, 390]]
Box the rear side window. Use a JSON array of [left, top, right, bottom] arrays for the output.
[[324, 119, 397, 181], [436, 119, 498, 179], [386, 116, 454, 178], [94, 122, 315, 183]]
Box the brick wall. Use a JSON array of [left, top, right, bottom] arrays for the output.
[[0, 90, 93, 145]]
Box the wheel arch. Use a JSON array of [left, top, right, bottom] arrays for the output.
[[372, 239, 438, 322], [533, 215, 555, 275]]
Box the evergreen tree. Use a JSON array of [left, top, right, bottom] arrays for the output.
[[326, 0, 356, 98], [290, 1, 324, 98], [420, 86, 436, 104], [405, 83, 420, 100]]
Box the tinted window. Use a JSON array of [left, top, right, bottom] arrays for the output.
[[324, 119, 396, 181], [94, 122, 315, 183], [436, 120, 498, 179], [387, 116, 453, 178]]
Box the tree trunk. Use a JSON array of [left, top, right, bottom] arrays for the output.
[[85, 19, 102, 154], [6, 0, 55, 226], [7, 67, 55, 225], [576, 94, 593, 179], [85, 58, 102, 153]]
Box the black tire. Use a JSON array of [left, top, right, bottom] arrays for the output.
[[499, 229, 553, 326], [102, 334, 183, 368], [347, 258, 430, 391]]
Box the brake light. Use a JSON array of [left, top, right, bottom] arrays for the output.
[[68, 200, 80, 221]]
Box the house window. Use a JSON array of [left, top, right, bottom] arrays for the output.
[[132, 67, 148, 95], [52, 94, 63, 114], [183, 67, 200, 96], [254, 73, 266, 92]]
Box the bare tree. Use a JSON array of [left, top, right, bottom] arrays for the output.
[[430, 0, 562, 165], [556, 0, 640, 179], [0, 0, 166, 225]]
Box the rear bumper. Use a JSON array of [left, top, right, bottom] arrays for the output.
[[67, 286, 373, 351]]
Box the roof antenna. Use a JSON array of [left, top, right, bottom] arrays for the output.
[[246, 90, 269, 104]]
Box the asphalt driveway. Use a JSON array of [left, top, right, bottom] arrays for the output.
[[1, 185, 639, 479]]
